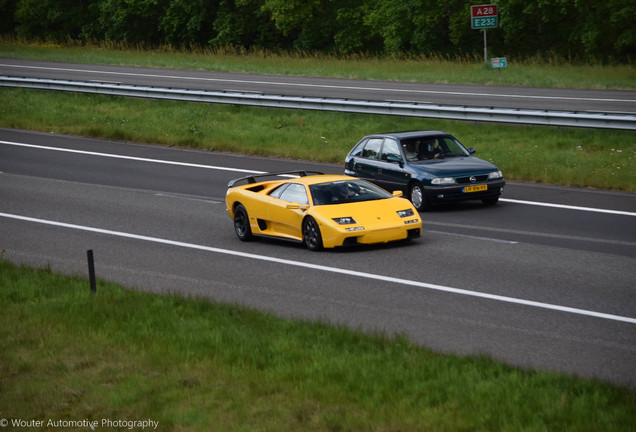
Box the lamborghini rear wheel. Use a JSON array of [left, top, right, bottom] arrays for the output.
[[233, 204, 253, 241], [302, 216, 323, 251]]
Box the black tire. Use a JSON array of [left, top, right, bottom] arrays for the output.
[[482, 197, 499, 206], [302, 216, 323, 251], [409, 182, 429, 212], [233, 204, 253, 241]]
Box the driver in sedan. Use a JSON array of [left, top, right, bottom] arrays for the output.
[[420, 138, 442, 159], [403, 139, 441, 160]]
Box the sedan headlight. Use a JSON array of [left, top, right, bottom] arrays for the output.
[[431, 177, 456, 185], [397, 209, 414, 218], [332, 217, 357, 225], [488, 170, 503, 180]]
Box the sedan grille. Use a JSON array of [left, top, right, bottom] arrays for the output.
[[456, 175, 488, 184]]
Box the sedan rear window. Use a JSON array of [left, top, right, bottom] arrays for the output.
[[362, 138, 383, 159]]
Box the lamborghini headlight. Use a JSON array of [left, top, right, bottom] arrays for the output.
[[397, 209, 414, 218], [332, 217, 357, 225]]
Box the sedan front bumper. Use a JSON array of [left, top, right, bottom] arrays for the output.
[[423, 179, 505, 203]]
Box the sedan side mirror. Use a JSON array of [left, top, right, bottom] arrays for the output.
[[392, 191, 404, 198], [467, 147, 476, 154], [386, 154, 403, 163]]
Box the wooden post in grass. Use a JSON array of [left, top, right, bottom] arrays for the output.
[[87, 250, 96, 293]]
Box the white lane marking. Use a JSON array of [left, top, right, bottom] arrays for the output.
[[1, 211, 635, 325], [2, 63, 634, 104], [427, 230, 518, 244], [154, 193, 221, 204], [423, 220, 636, 247], [1, 140, 262, 174], [3, 140, 634, 216], [500, 198, 636, 217]]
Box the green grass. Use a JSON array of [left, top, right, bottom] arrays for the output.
[[1, 259, 635, 431], [2, 87, 635, 191], [1, 37, 635, 89]]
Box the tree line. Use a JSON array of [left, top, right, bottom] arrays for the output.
[[1, 0, 634, 63]]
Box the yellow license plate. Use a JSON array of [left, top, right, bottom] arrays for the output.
[[463, 184, 488, 193]]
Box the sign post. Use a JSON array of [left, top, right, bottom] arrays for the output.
[[491, 57, 507, 76], [471, 4, 498, 64]]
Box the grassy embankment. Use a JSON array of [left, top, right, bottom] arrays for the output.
[[1, 38, 635, 191], [1, 259, 635, 431]]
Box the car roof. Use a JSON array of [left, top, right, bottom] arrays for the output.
[[289, 174, 355, 186], [229, 173, 355, 189], [364, 130, 449, 140]]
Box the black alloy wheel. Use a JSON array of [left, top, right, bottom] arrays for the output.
[[302, 216, 323, 251], [233, 204, 253, 241]]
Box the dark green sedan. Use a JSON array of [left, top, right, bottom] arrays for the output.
[[344, 131, 505, 211]]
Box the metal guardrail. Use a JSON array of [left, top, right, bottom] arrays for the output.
[[2, 75, 634, 130]]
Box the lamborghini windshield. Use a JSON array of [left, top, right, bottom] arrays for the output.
[[310, 179, 393, 205]]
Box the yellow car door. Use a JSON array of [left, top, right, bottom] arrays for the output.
[[267, 183, 309, 240]]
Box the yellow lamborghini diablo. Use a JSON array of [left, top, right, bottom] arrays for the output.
[[226, 171, 421, 250]]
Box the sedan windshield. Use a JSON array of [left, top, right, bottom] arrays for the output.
[[402, 135, 470, 160], [310, 180, 392, 205]]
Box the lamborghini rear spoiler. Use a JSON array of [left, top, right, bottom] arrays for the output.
[[227, 170, 325, 188]]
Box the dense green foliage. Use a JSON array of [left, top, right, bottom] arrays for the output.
[[2, 0, 634, 62]]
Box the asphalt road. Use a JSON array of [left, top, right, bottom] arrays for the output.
[[2, 59, 636, 114], [1, 128, 635, 388]]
